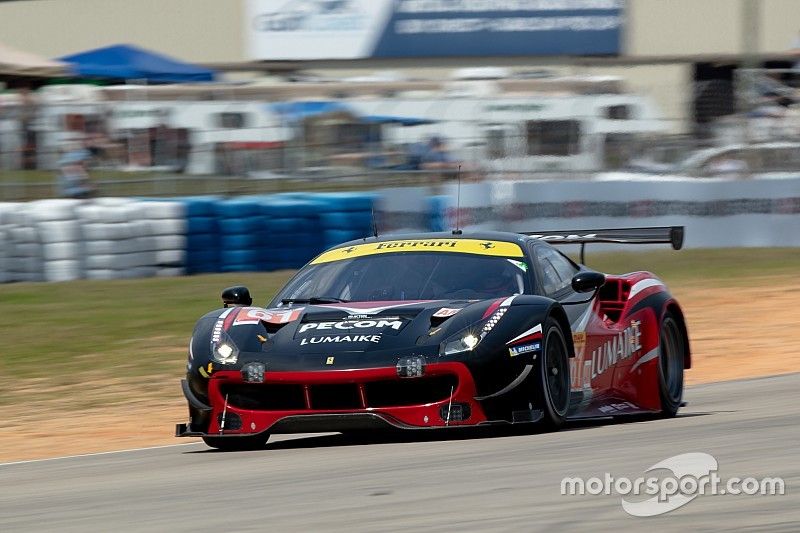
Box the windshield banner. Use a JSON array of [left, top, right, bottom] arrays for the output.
[[311, 238, 524, 264]]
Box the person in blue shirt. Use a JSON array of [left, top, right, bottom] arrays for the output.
[[56, 148, 95, 199]]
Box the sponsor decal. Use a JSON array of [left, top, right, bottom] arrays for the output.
[[233, 307, 304, 326], [572, 331, 587, 354], [326, 356, 335, 365], [628, 279, 666, 300], [315, 302, 423, 315], [199, 362, 213, 378], [298, 319, 403, 334], [590, 321, 642, 379], [506, 323, 543, 346], [433, 307, 461, 318], [212, 307, 235, 343], [630, 347, 659, 373], [528, 233, 598, 242], [598, 401, 636, 414], [311, 238, 524, 264], [211, 318, 224, 343], [301, 334, 381, 345], [507, 259, 528, 272], [508, 341, 541, 357]]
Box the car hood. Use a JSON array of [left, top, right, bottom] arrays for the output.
[[219, 299, 496, 360]]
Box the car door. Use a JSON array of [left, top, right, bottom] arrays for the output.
[[530, 243, 614, 406]]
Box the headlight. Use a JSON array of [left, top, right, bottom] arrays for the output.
[[439, 305, 509, 356], [441, 330, 482, 356], [211, 330, 239, 364]]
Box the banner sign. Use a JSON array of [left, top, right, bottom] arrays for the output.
[[245, 0, 624, 60]]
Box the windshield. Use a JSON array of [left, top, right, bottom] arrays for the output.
[[270, 252, 531, 306]]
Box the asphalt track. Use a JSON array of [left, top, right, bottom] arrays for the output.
[[1, 374, 799, 532]]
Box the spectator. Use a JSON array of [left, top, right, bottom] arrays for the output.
[[421, 136, 452, 167], [420, 136, 461, 178], [56, 147, 95, 199]]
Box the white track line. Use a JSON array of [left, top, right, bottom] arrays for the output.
[[0, 442, 201, 467]]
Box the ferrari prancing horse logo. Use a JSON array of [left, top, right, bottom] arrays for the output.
[[326, 356, 335, 365]]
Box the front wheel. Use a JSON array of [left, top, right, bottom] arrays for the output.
[[535, 317, 571, 429], [657, 312, 685, 417], [202, 433, 270, 451]]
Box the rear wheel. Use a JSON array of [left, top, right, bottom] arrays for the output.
[[658, 312, 685, 417], [202, 433, 270, 451], [535, 317, 571, 429]]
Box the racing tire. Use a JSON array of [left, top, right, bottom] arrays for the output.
[[202, 433, 270, 451], [657, 311, 685, 417], [535, 317, 571, 429]]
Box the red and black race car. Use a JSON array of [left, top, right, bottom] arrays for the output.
[[176, 227, 690, 450]]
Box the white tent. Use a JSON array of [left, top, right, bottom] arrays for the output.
[[0, 41, 68, 78]]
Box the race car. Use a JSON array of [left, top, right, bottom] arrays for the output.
[[176, 227, 690, 450]]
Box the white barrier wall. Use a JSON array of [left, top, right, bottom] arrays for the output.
[[382, 176, 800, 249]]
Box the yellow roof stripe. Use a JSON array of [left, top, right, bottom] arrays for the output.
[[311, 238, 524, 264]]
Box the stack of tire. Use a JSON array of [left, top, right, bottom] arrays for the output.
[[26, 199, 85, 282], [140, 200, 186, 277], [216, 198, 264, 272], [183, 197, 220, 274], [312, 193, 377, 250], [259, 196, 322, 270], [5, 202, 43, 282], [0, 202, 18, 283], [79, 198, 146, 280]]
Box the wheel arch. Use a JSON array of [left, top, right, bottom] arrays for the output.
[[548, 304, 575, 358], [664, 300, 691, 369]]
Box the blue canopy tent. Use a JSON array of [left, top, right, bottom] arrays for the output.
[[59, 44, 215, 83]]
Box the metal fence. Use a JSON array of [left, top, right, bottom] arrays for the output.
[[2, 69, 800, 201]]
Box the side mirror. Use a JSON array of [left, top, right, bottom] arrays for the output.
[[221, 286, 252, 308], [571, 271, 605, 293]]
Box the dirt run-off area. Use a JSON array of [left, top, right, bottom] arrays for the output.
[[2, 278, 799, 463]]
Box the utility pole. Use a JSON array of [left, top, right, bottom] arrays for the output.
[[739, 0, 760, 144]]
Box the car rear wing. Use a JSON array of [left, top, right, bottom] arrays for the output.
[[523, 226, 684, 264]]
